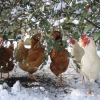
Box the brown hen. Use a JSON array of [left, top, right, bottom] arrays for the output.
[[50, 31, 69, 85], [0, 39, 14, 79], [18, 33, 45, 81], [15, 40, 29, 62]]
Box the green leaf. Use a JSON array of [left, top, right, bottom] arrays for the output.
[[68, 18, 74, 23], [0, 80, 3, 84], [65, 16, 70, 22], [66, 23, 76, 27], [73, 60, 80, 69], [8, 35, 14, 39], [2, 35, 8, 40], [23, 0, 29, 5], [83, 25, 94, 34], [40, 5, 45, 12], [24, 38, 31, 45], [73, 33, 80, 40], [94, 32, 100, 41]]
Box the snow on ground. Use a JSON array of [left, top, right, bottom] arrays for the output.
[[0, 50, 100, 100]]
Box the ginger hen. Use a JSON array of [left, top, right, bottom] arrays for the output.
[[15, 40, 29, 62], [0, 39, 14, 79], [50, 31, 70, 85], [18, 33, 45, 81]]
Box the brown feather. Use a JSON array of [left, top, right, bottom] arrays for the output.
[[50, 48, 69, 76]]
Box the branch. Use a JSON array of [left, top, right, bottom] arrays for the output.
[[84, 18, 100, 29]]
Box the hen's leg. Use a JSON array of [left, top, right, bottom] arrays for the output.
[[88, 83, 92, 94], [28, 74, 39, 81], [57, 74, 64, 85], [0, 73, 10, 79], [76, 67, 80, 73], [3, 73, 10, 79], [82, 76, 85, 84], [6, 72, 9, 79], [0, 72, 2, 79]]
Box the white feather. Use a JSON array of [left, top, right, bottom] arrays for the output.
[[79, 37, 100, 83]]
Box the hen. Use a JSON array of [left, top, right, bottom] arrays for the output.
[[50, 31, 70, 85], [0, 39, 14, 79], [79, 34, 100, 94], [70, 38, 84, 72], [15, 40, 29, 62], [18, 33, 45, 81]]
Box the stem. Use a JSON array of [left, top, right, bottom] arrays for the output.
[[84, 18, 100, 29]]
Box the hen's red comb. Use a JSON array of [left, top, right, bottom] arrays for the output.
[[70, 38, 73, 41], [53, 31, 59, 39], [81, 34, 86, 40], [84, 38, 90, 45], [70, 38, 75, 44], [81, 34, 90, 45]]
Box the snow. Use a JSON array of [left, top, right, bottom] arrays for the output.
[[0, 49, 100, 100], [72, 20, 79, 25], [54, 1, 66, 11], [97, 51, 100, 57]]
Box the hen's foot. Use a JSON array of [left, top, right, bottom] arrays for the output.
[[76, 69, 80, 73], [76, 67, 80, 73], [57, 76, 64, 86], [82, 76, 85, 84], [5, 73, 10, 79], [0, 73, 9, 79], [28, 74, 39, 81], [88, 89, 92, 94]]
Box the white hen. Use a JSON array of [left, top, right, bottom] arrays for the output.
[[79, 34, 100, 94], [70, 38, 84, 72]]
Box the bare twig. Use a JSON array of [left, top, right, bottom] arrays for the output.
[[84, 18, 100, 29]]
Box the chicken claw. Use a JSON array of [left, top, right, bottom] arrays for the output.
[[76, 68, 80, 73], [88, 83, 92, 94], [88, 90, 92, 94], [28, 74, 39, 81], [82, 76, 85, 84], [0, 72, 10, 79], [57, 75, 64, 85]]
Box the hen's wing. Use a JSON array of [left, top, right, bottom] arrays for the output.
[[19, 47, 45, 74], [81, 54, 100, 80], [0, 46, 14, 73], [50, 48, 69, 76], [15, 47, 29, 62]]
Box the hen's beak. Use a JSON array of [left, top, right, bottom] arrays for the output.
[[79, 39, 85, 47]]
